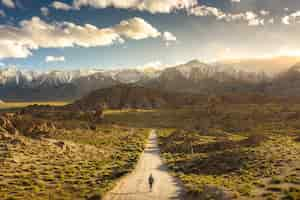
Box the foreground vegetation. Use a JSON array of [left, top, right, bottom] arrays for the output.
[[2, 100, 300, 199], [0, 105, 149, 200], [156, 104, 300, 200], [93, 103, 300, 199]]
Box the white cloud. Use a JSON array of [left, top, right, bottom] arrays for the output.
[[0, 41, 33, 59], [136, 60, 163, 69], [50, 0, 270, 27], [1, 0, 15, 8], [282, 11, 300, 25], [52, 1, 73, 11], [73, 0, 140, 9], [242, 11, 264, 26], [260, 10, 270, 16], [134, 60, 176, 70], [189, 6, 264, 26], [268, 18, 274, 24], [163, 32, 176, 41], [134, 0, 197, 13], [282, 16, 290, 25], [0, 16, 163, 59], [41, 7, 49, 16], [115, 17, 161, 40], [53, 0, 197, 13], [45, 56, 65, 62], [189, 5, 224, 17], [163, 31, 177, 46]]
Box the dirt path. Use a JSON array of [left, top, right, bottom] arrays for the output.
[[103, 130, 184, 200]]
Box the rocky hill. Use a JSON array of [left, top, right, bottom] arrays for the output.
[[68, 85, 203, 110]]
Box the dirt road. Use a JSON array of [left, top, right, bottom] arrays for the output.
[[103, 130, 184, 200]]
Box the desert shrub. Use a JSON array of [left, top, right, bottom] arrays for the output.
[[283, 187, 300, 200], [87, 193, 102, 200], [270, 176, 282, 184], [267, 186, 283, 192]]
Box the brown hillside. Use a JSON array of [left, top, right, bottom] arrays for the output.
[[68, 85, 204, 110]]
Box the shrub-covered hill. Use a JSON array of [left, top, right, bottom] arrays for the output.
[[68, 84, 205, 110]]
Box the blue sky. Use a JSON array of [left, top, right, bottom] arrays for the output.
[[0, 0, 300, 70]]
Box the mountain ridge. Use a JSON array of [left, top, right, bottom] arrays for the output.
[[2, 57, 300, 101]]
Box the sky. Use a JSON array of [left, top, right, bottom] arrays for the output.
[[0, 0, 300, 70]]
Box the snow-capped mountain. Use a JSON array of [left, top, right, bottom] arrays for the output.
[[1, 58, 299, 101], [0, 67, 160, 87], [0, 68, 105, 87], [0, 66, 163, 101]]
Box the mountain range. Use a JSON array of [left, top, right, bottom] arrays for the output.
[[1, 56, 300, 101]]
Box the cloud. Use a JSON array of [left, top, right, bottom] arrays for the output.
[[282, 11, 300, 25], [45, 56, 65, 62], [50, 0, 272, 27], [1, 0, 15, 8], [51, 1, 73, 11], [53, 0, 197, 13], [135, 60, 163, 70], [115, 17, 161, 40], [0, 41, 32, 59], [189, 5, 265, 26], [0, 16, 163, 59], [40, 7, 49, 16], [260, 10, 270, 16], [163, 32, 176, 41], [163, 31, 177, 46], [268, 18, 274, 24], [189, 5, 224, 17]]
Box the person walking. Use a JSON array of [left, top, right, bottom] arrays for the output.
[[148, 173, 154, 192]]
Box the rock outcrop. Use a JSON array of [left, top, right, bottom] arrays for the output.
[[0, 113, 19, 134]]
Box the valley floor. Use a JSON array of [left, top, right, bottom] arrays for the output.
[[1, 102, 300, 199]]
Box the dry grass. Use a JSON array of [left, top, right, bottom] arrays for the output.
[[155, 103, 300, 200], [0, 108, 149, 200], [1, 102, 300, 199]]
